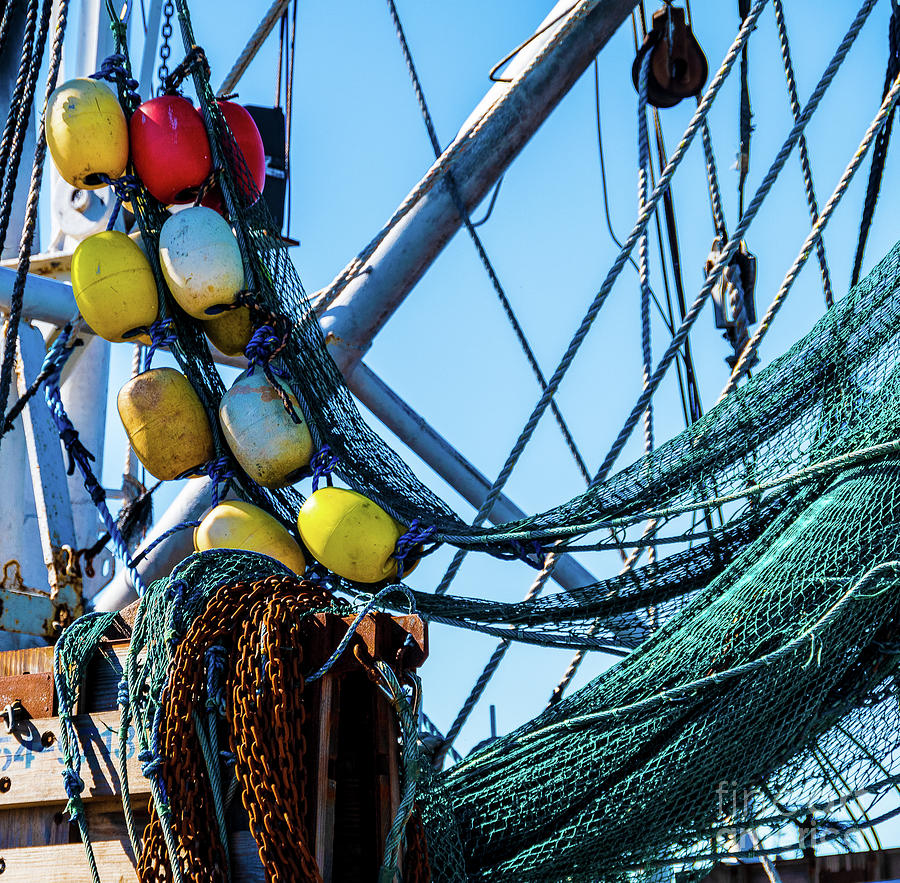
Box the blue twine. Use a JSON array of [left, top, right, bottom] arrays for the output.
[[393, 518, 437, 579], [89, 53, 140, 107], [174, 455, 235, 505], [62, 767, 85, 820], [220, 750, 236, 767], [205, 645, 228, 716], [43, 328, 147, 595], [244, 325, 281, 374], [116, 676, 130, 710], [138, 748, 163, 778], [310, 445, 338, 492], [107, 198, 122, 231], [142, 318, 178, 368]]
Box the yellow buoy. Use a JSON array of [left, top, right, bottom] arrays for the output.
[[158, 206, 244, 319], [219, 372, 313, 487], [117, 368, 215, 480], [204, 306, 253, 357], [194, 501, 306, 574], [71, 231, 159, 342], [297, 487, 407, 583], [46, 78, 128, 189]]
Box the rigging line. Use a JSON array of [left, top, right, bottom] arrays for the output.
[[284, 0, 297, 239], [720, 70, 900, 400], [850, 0, 900, 288], [549, 520, 658, 705], [0, 0, 54, 441], [629, 6, 701, 431], [383, 0, 592, 485], [654, 111, 705, 425], [470, 174, 503, 227], [593, 62, 680, 340], [594, 0, 878, 488], [772, 0, 834, 308], [701, 119, 728, 239], [738, 0, 752, 220], [488, 1, 579, 83], [637, 49, 656, 563], [0, 0, 43, 254], [435, 0, 768, 595]]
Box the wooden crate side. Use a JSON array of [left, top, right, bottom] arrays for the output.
[[0, 711, 148, 812], [0, 830, 265, 881]]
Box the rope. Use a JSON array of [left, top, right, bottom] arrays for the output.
[[0, 0, 55, 444], [772, 0, 834, 307], [700, 120, 728, 238], [384, 0, 592, 486], [42, 325, 148, 595], [850, 0, 900, 288], [593, 0, 877, 487], [720, 70, 900, 398], [738, 0, 753, 219], [637, 48, 655, 507]]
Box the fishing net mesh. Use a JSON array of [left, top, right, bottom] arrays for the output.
[[98, 3, 900, 879]]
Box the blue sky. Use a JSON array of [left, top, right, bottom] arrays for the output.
[[70, 0, 900, 786]]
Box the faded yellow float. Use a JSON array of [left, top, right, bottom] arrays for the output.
[[71, 231, 158, 342], [46, 78, 128, 188], [194, 501, 306, 574], [297, 487, 407, 583], [117, 368, 215, 480], [204, 306, 253, 357], [158, 206, 244, 319], [219, 372, 313, 487]]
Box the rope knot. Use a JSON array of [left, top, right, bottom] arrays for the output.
[[138, 748, 164, 778], [142, 318, 178, 367], [310, 445, 339, 491], [393, 519, 437, 579], [116, 676, 130, 710], [244, 324, 281, 373], [89, 53, 140, 107]]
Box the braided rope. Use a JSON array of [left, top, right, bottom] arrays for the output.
[[772, 0, 834, 307]]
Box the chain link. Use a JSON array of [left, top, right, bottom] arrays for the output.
[[156, 0, 174, 96]]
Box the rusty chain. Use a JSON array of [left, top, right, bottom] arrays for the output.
[[135, 573, 430, 882]]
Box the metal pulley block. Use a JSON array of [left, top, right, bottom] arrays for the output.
[[632, 4, 708, 108]]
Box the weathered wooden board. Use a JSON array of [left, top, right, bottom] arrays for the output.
[[0, 710, 148, 810], [0, 830, 265, 881]]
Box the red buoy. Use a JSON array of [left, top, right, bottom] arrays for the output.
[[129, 96, 212, 204], [200, 101, 266, 215]]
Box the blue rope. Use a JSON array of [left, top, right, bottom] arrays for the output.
[[142, 317, 178, 368], [310, 444, 338, 491], [393, 518, 437, 579], [89, 52, 140, 108], [306, 586, 417, 684], [131, 519, 202, 567], [43, 327, 147, 594]]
